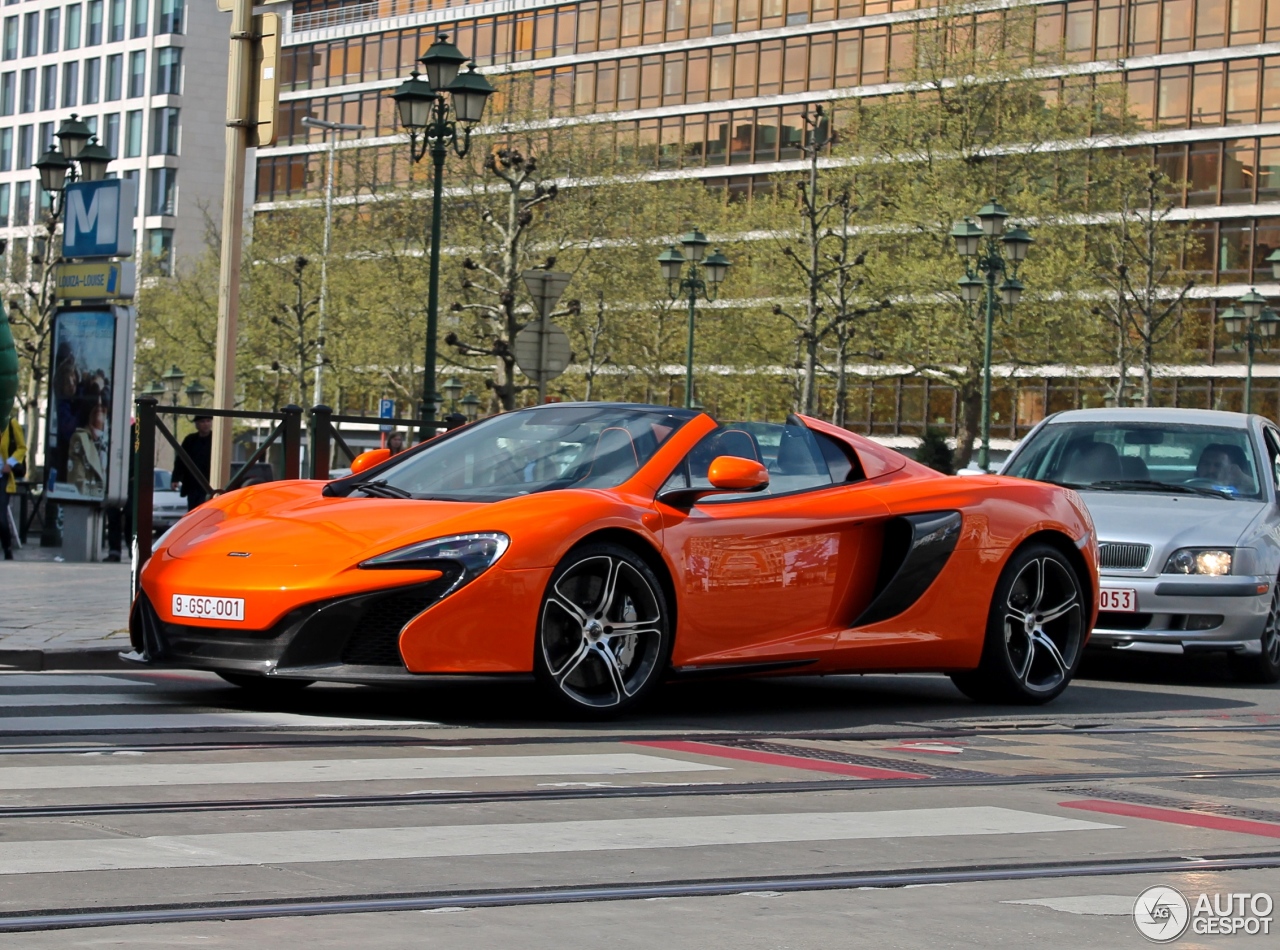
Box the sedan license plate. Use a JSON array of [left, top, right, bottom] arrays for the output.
[[172, 594, 245, 622], [1099, 588, 1138, 613]]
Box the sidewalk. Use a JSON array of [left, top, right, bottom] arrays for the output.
[[0, 546, 133, 670]]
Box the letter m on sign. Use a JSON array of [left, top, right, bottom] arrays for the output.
[[63, 179, 135, 259]]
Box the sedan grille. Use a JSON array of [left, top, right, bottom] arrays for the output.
[[1098, 542, 1151, 571]]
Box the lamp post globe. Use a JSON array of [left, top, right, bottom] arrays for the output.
[[55, 114, 92, 160], [460, 392, 480, 422], [446, 64, 495, 124], [392, 72, 436, 131], [703, 249, 731, 286], [950, 219, 983, 258], [976, 199, 1010, 237], [1001, 225, 1033, 263], [418, 33, 468, 91], [74, 137, 113, 182], [1219, 304, 1246, 336], [35, 147, 72, 194], [657, 246, 685, 283], [1238, 289, 1267, 320], [679, 228, 710, 263]]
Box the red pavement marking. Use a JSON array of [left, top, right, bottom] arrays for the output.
[[631, 740, 931, 780], [1059, 799, 1280, 839]]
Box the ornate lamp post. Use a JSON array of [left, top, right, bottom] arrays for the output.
[[460, 391, 481, 422], [1219, 290, 1280, 413], [950, 200, 1033, 472], [657, 229, 730, 409], [34, 116, 114, 219], [160, 365, 186, 407], [391, 35, 495, 442], [442, 375, 463, 413]]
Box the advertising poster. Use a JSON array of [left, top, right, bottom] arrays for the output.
[[45, 309, 117, 503]]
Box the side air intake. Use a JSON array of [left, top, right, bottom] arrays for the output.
[[853, 511, 963, 627]]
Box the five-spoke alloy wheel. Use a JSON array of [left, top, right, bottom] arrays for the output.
[[535, 542, 671, 716], [951, 542, 1086, 704], [1230, 579, 1280, 684]]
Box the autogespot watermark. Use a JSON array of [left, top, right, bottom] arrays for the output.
[[1133, 885, 1274, 942]]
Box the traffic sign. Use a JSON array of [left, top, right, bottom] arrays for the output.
[[514, 322, 572, 382], [378, 398, 395, 433], [54, 261, 136, 301], [63, 180, 135, 259]]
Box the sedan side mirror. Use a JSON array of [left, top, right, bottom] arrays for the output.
[[350, 448, 391, 475], [658, 456, 769, 507]]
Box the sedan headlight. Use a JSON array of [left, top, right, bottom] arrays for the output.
[[1164, 548, 1234, 576], [360, 532, 510, 583]]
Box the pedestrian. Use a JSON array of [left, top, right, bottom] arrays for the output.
[[386, 431, 406, 454], [0, 416, 26, 561], [171, 414, 213, 511]]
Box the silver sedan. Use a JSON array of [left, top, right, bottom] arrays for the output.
[[1002, 407, 1280, 683]]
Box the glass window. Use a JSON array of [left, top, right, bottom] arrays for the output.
[[150, 104, 176, 153], [65, 3, 81, 49], [105, 52, 121, 99], [155, 0, 181, 34], [146, 227, 172, 275], [39, 63, 55, 110], [1226, 62, 1259, 124], [82, 56, 99, 103], [102, 110, 118, 155], [1158, 66, 1189, 128], [153, 46, 179, 94], [1006, 421, 1262, 499], [108, 0, 124, 42], [1, 17, 13, 60], [0, 72, 11, 115], [1260, 139, 1280, 202], [1187, 141, 1221, 205], [15, 122, 28, 167], [61, 60, 78, 108], [18, 66, 31, 112], [1129, 0, 1158, 55], [1265, 58, 1280, 121], [124, 107, 140, 156], [14, 180, 28, 225], [0, 128, 10, 170], [1222, 139, 1257, 202], [122, 167, 137, 212], [43, 7, 59, 54], [0, 183, 8, 227], [1196, 0, 1226, 47], [131, 0, 145, 37], [21, 11, 35, 56], [1192, 62, 1223, 124], [1230, 0, 1263, 43], [37, 119, 51, 152], [87, 0, 102, 45], [127, 48, 143, 97]]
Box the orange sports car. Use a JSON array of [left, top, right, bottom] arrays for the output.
[[129, 403, 1098, 714]]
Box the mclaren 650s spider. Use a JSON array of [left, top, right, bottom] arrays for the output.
[[129, 403, 1098, 715]]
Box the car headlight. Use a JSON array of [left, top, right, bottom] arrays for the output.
[[1164, 548, 1234, 576], [360, 532, 510, 583]]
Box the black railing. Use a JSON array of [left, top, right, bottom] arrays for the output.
[[308, 405, 423, 480]]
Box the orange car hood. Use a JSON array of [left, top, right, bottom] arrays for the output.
[[164, 482, 486, 567]]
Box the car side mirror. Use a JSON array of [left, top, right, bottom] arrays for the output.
[[707, 456, 769, 492], [350, 448, 391, 475], [658, 456, 769, 507]]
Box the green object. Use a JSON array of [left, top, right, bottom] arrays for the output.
[[0, 311, 17, 432]]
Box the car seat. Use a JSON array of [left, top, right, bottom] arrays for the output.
[[1059, 441, 1121, 484]]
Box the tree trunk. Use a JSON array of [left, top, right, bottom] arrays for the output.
[[952, 381, 981, 471]]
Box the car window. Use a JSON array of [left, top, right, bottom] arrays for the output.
[[661, 421, 859, 501], [154, 469, 172, 491], [1264, 428, 1280, 493], [1005, 421, 1262, 499]]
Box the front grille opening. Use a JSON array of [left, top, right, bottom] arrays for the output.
[[1096, 611, 1153, 630], [340, 578, 455, 667], [1098, 541, 1152, 571]]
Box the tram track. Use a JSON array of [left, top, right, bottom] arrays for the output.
[[3, 765, 1280, 820], [1, 850, 1277, 933], [2, 719, 1279, 755]]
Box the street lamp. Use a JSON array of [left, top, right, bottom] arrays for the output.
[[657, 230, 731, 409], [951, 199, 1033, 472], [33, 116, 113, 233], [160, 365, 186, 405], [1219, 290, 1280, 413], [442, 375, 463, 411], [390, 34, 495, 442], [1267, 249, 1280, 280], [184, 379, 210, 409], [299, 115, 365, 408], [460, 391, 480, 422]]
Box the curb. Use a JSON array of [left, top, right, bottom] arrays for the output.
[[0, 648, 131, 672]]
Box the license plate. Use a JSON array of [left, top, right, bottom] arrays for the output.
[[1099, 588, 1138, 613], [172, 594, 245, 622]]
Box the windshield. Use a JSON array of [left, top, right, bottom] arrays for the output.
[[360, 405, 692, 502], [1005, 421, 1263, 500]]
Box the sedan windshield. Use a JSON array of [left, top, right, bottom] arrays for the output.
[[354, 405, 692, 502], [1005, 421, 1263, 500]]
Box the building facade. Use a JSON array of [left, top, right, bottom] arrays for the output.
[[0, 0, 229, 274]]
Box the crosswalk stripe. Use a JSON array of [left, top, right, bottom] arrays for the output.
[[0, 693, 180, 708], [0, 675, 158, 688], [0, 712, 439, 735], [0, 807, 1117, 875], [0, 753, 727, 790]]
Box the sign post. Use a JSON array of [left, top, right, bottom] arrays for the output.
[[519, 271, 573, 401]]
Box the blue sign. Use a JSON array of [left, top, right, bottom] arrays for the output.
[[63, 179, 136, 259], [379, 398, 395, 433]]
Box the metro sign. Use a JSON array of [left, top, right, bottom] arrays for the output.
[[62, 179, 135, 259]]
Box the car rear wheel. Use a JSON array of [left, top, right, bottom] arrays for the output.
[[1229, 582, 1280, 684], [216, 672, 315, 692], [950, 543, 1086, 705], [534, 543, 671, 717]]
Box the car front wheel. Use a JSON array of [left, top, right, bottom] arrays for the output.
[[1229, 582, 1280, 684], [534, 543, 671, 716], [950, 542, 1086, 705]]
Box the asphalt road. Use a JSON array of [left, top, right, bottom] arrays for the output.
[[0, 657, 1277, 949]]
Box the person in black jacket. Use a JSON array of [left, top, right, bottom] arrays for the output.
[[171, 415, 213, 511]]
